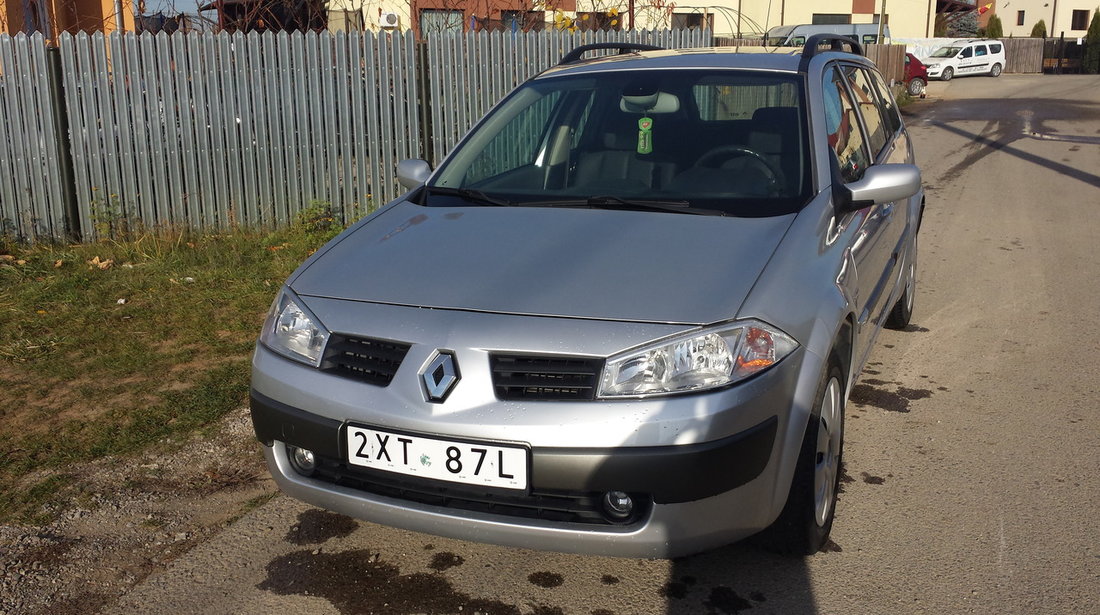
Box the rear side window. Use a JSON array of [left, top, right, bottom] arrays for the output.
[[990, 43, 1003, 53], [866, 68, 903, 137], [823, 67, 870, 183], [975, 45, 988, 56]]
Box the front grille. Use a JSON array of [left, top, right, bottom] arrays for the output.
[[490, 354, 603, 401], [309, 454, 649, 526], [323, 335, 411, 386]]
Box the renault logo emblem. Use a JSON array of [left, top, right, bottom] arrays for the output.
[[420, 350, 459, 403]]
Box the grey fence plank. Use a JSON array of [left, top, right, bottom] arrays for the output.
[[60, 34, 93, 238], [347, 33, 369, 215], [0, 36, 30, 239], [14, 37, 52, 237]]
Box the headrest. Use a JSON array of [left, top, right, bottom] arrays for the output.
[[620, 91, 680, 114], [751, 106, 799, 128]]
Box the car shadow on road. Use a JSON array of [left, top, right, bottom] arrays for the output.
[[662, 541, 820, 614]]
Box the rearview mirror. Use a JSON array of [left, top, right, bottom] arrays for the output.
[[396, 159, 432, 190], [837, 164, 921, 213]]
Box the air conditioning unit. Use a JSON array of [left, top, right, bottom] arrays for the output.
[[380, 12, 400, 29]]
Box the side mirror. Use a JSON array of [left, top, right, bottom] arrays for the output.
[[837, 164, 921, 213], [396, 159, 432, 190]]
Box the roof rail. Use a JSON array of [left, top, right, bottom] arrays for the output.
[[559, 43, 663, 65], [800, 34, 863, 59]]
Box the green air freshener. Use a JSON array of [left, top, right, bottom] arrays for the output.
[[637, 117, 653, 154]]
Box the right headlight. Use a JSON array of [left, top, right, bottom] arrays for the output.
[[259, 288, 330, 367], [597, 320, 798, 399]]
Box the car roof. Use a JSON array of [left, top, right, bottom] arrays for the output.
[[534, 46, 860, 80]]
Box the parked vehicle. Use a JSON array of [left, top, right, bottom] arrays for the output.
[[905, 52, 929, 96], [251, 36, 924, 558], [922, 39, 1006, 80], [765, 23, 890, 47]]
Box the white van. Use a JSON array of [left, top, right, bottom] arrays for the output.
[[922, 39, 1006, 80], [765, 24, 889, 47]]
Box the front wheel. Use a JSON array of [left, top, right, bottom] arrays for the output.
[[941, 67, 954, 81], [907, 77, 926, 97], [761, 362, 845, 555], [990, 63, 1002, 77]]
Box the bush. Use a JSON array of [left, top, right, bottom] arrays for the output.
[[986, 15, 1004, 39], [1085, 10, 1100, 74], [1031, 19, 1047, 38]]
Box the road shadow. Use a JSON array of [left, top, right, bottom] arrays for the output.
[[906, 96, 1100, 189], [663, 542, 818, 614]]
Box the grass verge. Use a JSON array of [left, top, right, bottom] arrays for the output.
[[0, 207, 344, 522]]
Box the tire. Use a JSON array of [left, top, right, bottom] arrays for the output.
[[760, 361, 846, 555], [990, 63, 1002, 77], [941, 67, 954, 81], [885, 235, 917, 330], [907, 77, 926, 97]]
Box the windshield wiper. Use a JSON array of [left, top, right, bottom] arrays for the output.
[[583, 195, 725, 216], [425, 186, 512, 207]]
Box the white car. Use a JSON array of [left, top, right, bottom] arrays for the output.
[[923, 39, 1006, 81]]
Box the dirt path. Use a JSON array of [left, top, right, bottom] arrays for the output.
[[0, 407, 275, 615]]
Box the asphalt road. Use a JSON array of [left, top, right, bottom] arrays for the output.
[[107, 74, 1100, 615]]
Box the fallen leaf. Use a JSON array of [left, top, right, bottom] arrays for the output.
[[87, 256, 114, 270], [0, 255, 13, 262], [53, 260, 63, 268], [15, 259, 26, 266], [116, 298, 127, 305], [36, 310, 47, 315]]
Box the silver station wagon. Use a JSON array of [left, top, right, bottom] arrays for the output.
[[250, 37, 923, 558]]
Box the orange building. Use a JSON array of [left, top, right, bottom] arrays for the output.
[[1, 0, 136, 38]]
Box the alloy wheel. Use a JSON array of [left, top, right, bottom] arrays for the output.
[[813, 376, 843, 527]]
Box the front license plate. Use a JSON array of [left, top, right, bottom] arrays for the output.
[[344, 425, 528, 491]]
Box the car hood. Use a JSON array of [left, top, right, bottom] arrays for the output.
[[292, 201, 795, 325]]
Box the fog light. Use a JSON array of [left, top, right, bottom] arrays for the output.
[[602, 491, 634, 520], [288, 445, 317, 476]]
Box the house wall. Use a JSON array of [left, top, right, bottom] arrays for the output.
[[0, 0, 136, 36], [577, 0, 936, 39], [996, 0, 1096, 38]]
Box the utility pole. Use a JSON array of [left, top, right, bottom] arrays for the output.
[[877, 0, 888, 42]]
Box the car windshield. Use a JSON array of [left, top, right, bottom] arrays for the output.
[[930, 46, 961, 58], [426, 69, 811, 217]]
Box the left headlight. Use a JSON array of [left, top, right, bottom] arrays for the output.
[[259, 288, 330, 367], [598, 320, 798, 398]]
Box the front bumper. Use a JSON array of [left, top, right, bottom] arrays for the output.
[[249, 301, 825, 557], [252, 390, 777, 506]]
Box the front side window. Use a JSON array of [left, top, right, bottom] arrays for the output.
[[823, 66, 870, 183], [430, 70, 811, 217], [960, 47, 973, 59], [841, 65, 887, 157]]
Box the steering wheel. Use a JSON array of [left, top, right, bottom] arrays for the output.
[[694, 145, 785, 193]]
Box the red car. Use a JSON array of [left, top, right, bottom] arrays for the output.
[[905, 53, 929, 96]]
